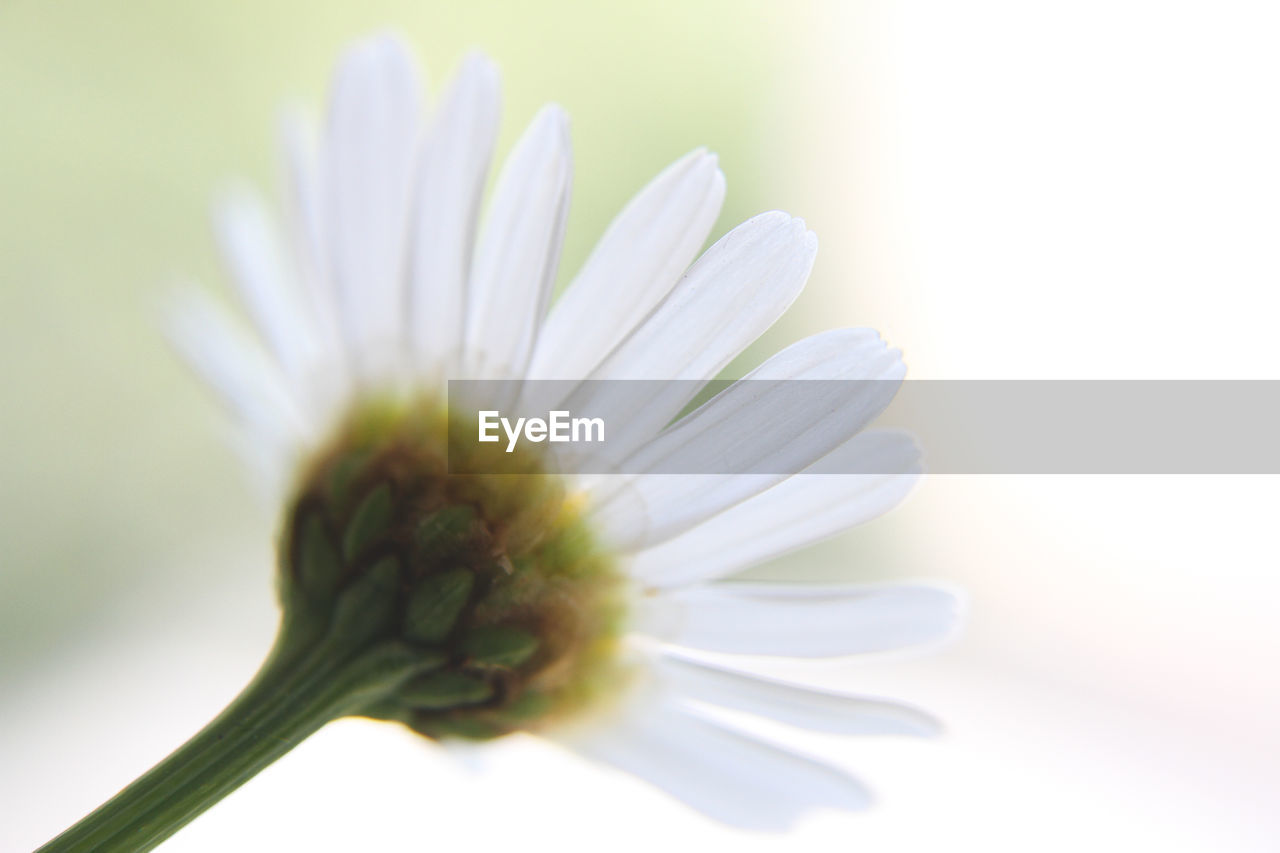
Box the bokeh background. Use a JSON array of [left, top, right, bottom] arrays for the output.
[[3, 1, 1278, 850]]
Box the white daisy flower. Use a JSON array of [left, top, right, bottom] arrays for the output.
[[41, 33, 958, 850]]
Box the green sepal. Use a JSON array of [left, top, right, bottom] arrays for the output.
[[329, 641, 449, 715], [400, 671, 493, 709], [327, 556, 401, 645], [412, 504, 480, 565], [491, 689, 552, 724], [326, 447, 373, 511], [297, 514, 342, 599], [418, 716, 504, 740], [462, 625, 539, 669], [403, 568, 474, 644], [342, 483, 394, 561]]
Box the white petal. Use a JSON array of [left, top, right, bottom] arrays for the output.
[[560, 699, 869, 829], [278, 110, 335, 337], [588, 328, 905, 551], [657, 656, 940, 736], [526, 148, 725, 381], [463, 105, 572, 380], [279, 111, 354, 410], [641, 582, 960, 657], [408, 53, 501, 378], [586, 211, 814, 380], [552, 213, 816, 464], [629, 429, 920, 587], [278, 110, 357, 420], [165, 286, 313, 452], [212, 184, 319, 383], [323, 34, 423, 381]]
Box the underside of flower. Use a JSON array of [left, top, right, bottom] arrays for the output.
[[278, 397, 629, 740], [35, 34, 962, 852]]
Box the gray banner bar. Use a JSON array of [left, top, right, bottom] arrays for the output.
[[447, 380, 1280, 474]]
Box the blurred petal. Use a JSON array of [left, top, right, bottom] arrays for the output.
[[213, 183, 319, 385], [589, 329, 904, 550], [165, 286, 312, 454], [657, 656, 941, 736], [409, 53, 501, 378], [629, 429, 920, 587], [560, 699, 870, 829], [323, 34, 423, 381], [528, 148, 725, 380], [555, 213, 816, 463], [464, 105, 572, 379], [640, 582, 960, 657]]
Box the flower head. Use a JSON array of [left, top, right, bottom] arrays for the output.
[[174, 33, 959, 830]]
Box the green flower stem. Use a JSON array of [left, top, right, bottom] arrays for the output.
[[37, 413, 628, 851], [37, 622, 427, 853]]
